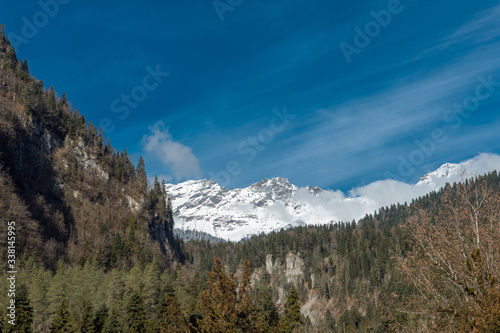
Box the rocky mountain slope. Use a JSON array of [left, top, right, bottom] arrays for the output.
[[0, 27, 179, 268], [166, 153, 500, 240]]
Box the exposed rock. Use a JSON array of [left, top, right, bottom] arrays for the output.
[[301, 293, 320, 325], [250, 268, 263, 288], [149, 222, 174, 261], [285, 252, 304, 285], [277, 286, 286, 310], [266, 254, 274, 274], [33, 119, 63, 155], [68, 138, 109, 180], [53, 182, 64, 193], [126, 195, 142, 213]]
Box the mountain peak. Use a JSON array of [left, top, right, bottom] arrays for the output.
[[417, 153, 500, 187], [166, 153, 500, 241], [253, 176, 292, 186]]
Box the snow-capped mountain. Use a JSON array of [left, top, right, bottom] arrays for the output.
[[165, 153, 500, 241]]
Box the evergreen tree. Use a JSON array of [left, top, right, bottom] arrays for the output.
[[78, 300, 94, 333], [148, 176, 167, 224], [166, 197, 174, 231], [103, 306, 121, 333], [186, 272, 201, 314], [13, 284, 33, 333], [142, 262, 161, 316], [50, 298, 73, 332], [59, 91, 68, 109], [0, 310, 4, 333], [136, 157, 147, 192], [25, 263, 51, 332], [254, 286, 279, 332], [47, 261, 69, 317], [45, 86, 57, 118], [92, 304, 108, 333], [153, 176, 160, 198], [198, 257, 238, 333], [125, 291, 146, 333], [237, 260, 255, 331], [156, 284, 173, 325], [280, 285, 303, 332], [159, 293, 190, 333]]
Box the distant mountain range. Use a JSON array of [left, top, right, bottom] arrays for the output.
[[165, 153, 500, 241]]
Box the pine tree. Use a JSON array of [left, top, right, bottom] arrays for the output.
[[48, 261, 69, 317], [125, 291, 146, 333], [78, 299, 94, 333], [198, 257, 238, 333], [153, 176, 161, 198], [280, 285, 303, 332], [50, 298, 73, 332], [92, 303, 108, 333], [186, 272, 201, 314], [14, 284, 33, 333], [237, 260, 255, 331], [0, 310, 5, 333], [166, 197, 174, 231], [59, 91, 68, 108], [142, 262, 161, 316], [26, 263, 51, 332], [45, 86, 57, 123], [149, 176, 164, 223], [136, 157, 147, 192], [103, 306, 121, 333], [254, 286, 279, 332], [159, 293, 190, 333]]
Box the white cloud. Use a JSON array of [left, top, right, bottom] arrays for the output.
[[170, 153, 500, 241], [348, 153, 500, 209], [260, 40, 500, 187], [142, 122, 202, 181]]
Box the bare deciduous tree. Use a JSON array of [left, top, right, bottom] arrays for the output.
[[399, 180, 500, 332]]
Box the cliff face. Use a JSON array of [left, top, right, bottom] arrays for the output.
[[285, 252, 305, 284], [265, 253, 305, 285], [261, 252, 326, 324], [0, 29, 177, 269]]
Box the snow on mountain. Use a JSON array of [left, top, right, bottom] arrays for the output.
[[165, 153, 500, 241]]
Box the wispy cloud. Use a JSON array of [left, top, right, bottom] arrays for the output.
[[256, 39, 500, 188], [438, 4, 500, 50], [178, 3, 500, 190], [347, 153, 500, 209], [142, 122, 202, 181]]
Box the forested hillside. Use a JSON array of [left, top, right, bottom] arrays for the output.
[[180, 172, 500, 332], [0, 25, 499, 332], [0, 25, 182, 270]]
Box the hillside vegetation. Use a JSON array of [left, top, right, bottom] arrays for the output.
[[0, 25, 182, 270]]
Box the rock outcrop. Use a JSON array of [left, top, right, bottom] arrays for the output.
[[285, 252, 304, 285]]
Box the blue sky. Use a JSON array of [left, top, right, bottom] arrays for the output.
[[2, 0, 500, 191]]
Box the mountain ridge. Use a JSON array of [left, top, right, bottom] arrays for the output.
[[166, 153, 500, 241]]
